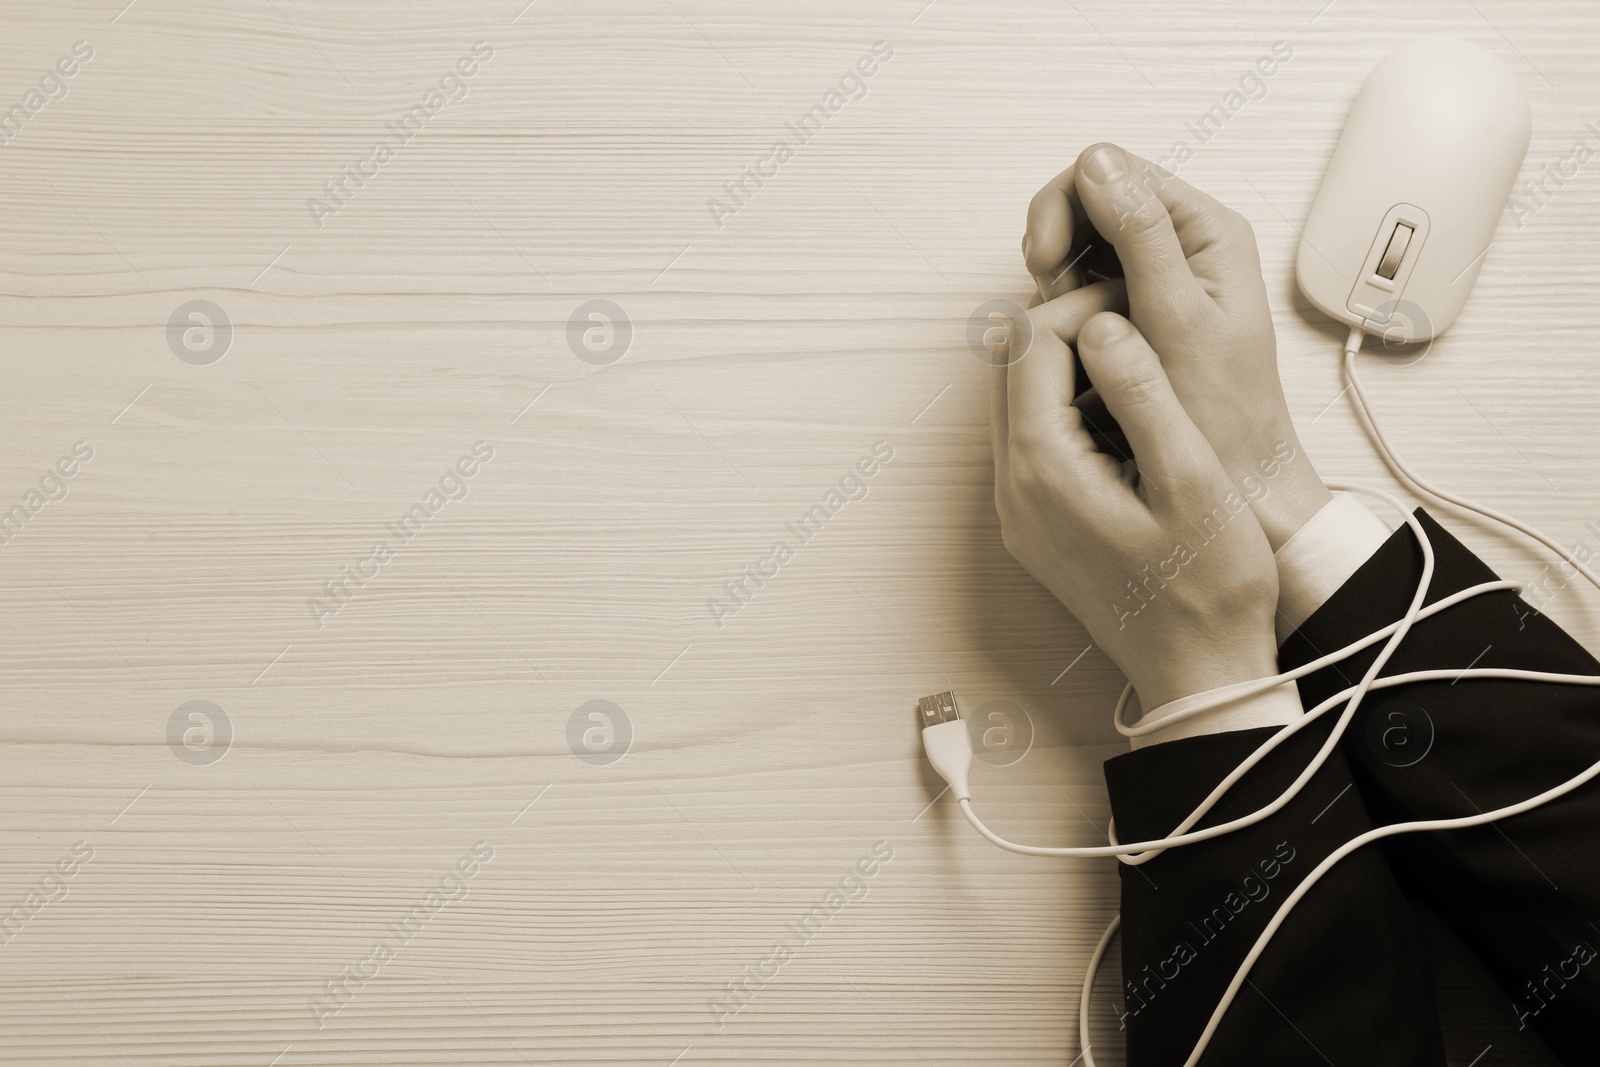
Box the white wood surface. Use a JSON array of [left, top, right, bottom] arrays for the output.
[[2, 1, 1597, 1063]]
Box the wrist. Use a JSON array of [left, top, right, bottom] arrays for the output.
[[1130, 634, 1280, 712], [1233, 433, 1331, 552], [1254, 475, 1333, 552]]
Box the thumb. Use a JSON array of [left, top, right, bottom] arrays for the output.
[[1074, 312, 1225, 502]]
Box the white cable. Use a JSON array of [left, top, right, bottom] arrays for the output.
[[919, 326, 1600, 1066], [1114, 579, 1520, 738], [1078, 914, 1118, 1067], [1180, 747, 1600, 1066], [952, 487, 1440, 862], [1343, 324, 1600, 594]]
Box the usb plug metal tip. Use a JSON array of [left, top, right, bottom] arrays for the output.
[[917, 691, 961, 727]]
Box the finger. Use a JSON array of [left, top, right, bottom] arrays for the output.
[[1123, 158, 1262, 294], [1075, 312, 1223, 499], [1034, 263, 1084, 306], [1008, 280, 1127, 439], [1023, 164, 1088, 300], [1038, 238, 1128, 305], [1029, 276, 1127, 346], [990, 288, 1052, 488], [991, 350, 1009, 489], [1072, 143, 1209, 329]]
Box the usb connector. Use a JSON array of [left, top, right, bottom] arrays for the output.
[[917, 690, 973, 802], [917, 691, 960, 727]]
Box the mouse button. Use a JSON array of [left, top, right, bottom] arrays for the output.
[[1375, 224, 1414, 280], [1345, 203, 1429, 322]]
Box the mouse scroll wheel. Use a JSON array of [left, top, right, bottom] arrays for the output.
[[1376, 223, 1415, 280]]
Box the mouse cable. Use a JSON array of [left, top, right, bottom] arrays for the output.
[[1342, 324, 1600, 592], [916, 330, 1600, 1067]]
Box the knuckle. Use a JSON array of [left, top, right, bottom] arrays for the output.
[[1006, 443, 1045, 491], [995, 495, 1029, 560], [1007, 420, 1061, 467], [1026, 182, 1058, 221], [1106, 180, 1163, 232], [1005, 424, 1035, 461], [1227, 211, 1263, 257], [994, 475, 1018, 518], [1110, 370, 1167, 409], [1002, 307, 1043, 356], [1208, 201, 1244, 230], [1170, 287, 1213, 328], [1120, 205, 1168, 242], [1005, 449, 1066, 516], [999, 522, 1020, 561]]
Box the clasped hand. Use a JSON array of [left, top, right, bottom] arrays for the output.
[[993, 143, 1333, 710]]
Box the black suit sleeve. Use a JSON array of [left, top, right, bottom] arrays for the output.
[[1280, 508, 1600, 1063], [1103, 711, 1446, 1064], [1102, 508, 1600, 1066]]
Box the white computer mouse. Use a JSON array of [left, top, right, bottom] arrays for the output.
[[1296, 37, 1531, 342]]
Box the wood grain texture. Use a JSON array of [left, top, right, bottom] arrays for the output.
[[1, 0, 1596, 1063]]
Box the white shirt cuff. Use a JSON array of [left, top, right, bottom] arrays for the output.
[[1273, 491, 1396, 645], [1128, 493, 1395, 749], [1129, 678, 1304, 750]]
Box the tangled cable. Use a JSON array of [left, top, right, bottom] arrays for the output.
[[954, 327, 1600, 1067]]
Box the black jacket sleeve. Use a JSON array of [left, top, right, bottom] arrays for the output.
[[1103, 508, 1600, 1066], [1102, 707, 1446, 1065], [1280, 508, 1600, 1063]]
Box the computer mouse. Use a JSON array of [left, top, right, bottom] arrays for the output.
[[1296, 37, 1531, 342]]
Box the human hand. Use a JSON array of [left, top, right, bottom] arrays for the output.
[[992, 288, 1280, 710], [1021, 142, 1332, 550]]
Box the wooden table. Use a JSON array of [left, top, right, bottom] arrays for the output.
[[3, 1, 1596, 1063]]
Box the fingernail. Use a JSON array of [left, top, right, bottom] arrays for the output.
[[1036, 274, 1051, 304], [1081, 145, 1128, 184], [1084, 313, 1131, 345]]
